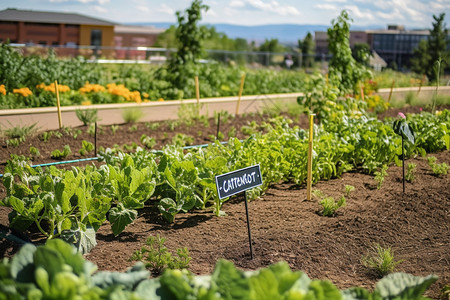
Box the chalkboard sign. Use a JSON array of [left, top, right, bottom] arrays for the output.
[[215, 165, 262, 199]]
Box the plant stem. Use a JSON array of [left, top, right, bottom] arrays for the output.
[[402, 137, 405, 193]]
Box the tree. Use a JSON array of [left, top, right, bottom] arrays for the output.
[[410, 39, 431, 75], [327, 10, 371, 94], [164, 0, 209, 95], [170, 0, 209, 66], [411, 13, 449, 80], [258, 39, 286, 66], [153, 25, 177, 48], [298, 32, 315, 68], [352, 43, 372, 66]]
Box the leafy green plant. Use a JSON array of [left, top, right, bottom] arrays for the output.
[[122, 107, 144, 123], [4, 123, 37, 146], [111, 124, 119, 135], [374, 165, 388, 189], [0, 238, 438, 300], [319, 196, 346, 217], [405, 162, 417, 182], [344, 184, 355, 197], [130, 234, 191, 276], [76, 108, 99, 126], [79, 140, 94, 156], [361, 243, 404, 277], [29, 146, 40, 160], [313, 189, 346, 217], [51, 145, 72, 159], [140, 134, 156, 149], [145, 122, 160, 130], [171, 133, 194, 147], [40, 131, 53, 142], [427, 156, 449, 175], [128, 124, 138, 132]]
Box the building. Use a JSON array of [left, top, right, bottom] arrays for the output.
[[314, 25, 436, 70], [0, 8, 115, 48], [0, 8, 165, 59], [114, 25, 165, 59]]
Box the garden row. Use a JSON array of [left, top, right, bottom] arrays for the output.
[[0, 43, 424, 109], [0, 238, 438, 299], [1, 97, 449, 253]]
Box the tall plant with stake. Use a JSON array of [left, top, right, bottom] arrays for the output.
[[393, 112, 415, 193], [166, 0, 209, 94], [327, 10, 371, 95]]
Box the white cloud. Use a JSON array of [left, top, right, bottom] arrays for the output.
[[315, 3, 338, 10], [136, 5, 150, 13], [157, 4, 175, 15], [324, 0, 347, 2], [93, 5, 107, 13], [230, 0, 245, 8], [237, 0, 301, 16], [344, 5, 375, 20]]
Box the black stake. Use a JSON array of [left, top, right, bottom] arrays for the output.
[[402, 136, 405, 193], [216, 113, 221, 140], [94, 122, 98, 157], [243, 191, 254, 259]]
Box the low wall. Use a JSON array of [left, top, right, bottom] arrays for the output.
[[1, 86, 449, 132]]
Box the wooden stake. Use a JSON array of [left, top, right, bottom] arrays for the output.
[[306, 114, 315, 201], [55, 80, 62, 129], [235, 73, 246, 115], [195, 76, 200, 106], [388, 80, 395, 102], [360, 82, 365, 101]]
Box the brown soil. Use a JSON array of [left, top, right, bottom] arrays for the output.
[[0, 105, 449, 299]]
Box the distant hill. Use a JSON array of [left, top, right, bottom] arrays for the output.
[[126, 22, 384, 44]]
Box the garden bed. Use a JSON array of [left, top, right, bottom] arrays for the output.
[[0, 105, 449, 299]]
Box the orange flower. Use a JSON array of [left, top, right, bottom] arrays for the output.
[[13, 87, 32, 97], [79, 82, 106, 93], [36, 82, 70, 93], [0, 84, 6, 95]]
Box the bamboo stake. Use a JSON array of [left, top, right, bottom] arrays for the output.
[[360, 82, 365, 101], [235, 73, 246, 115], [55, 80, 62, 129], [388, 80, 395, 102], [195, 76, 200, 106], [306, 114, 315, 201]]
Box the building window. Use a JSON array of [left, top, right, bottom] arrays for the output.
[[90, 29, 102, 46]]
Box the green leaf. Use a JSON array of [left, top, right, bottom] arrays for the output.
[[393, 120, 415, 145], [108, 203, 138, 236], [33, 246, 65, 281], [60, 227, 97, 255], [211, 259, 250, 300], [374, 272, 438, 299], [8, 196, 25, 215], [92, 263, 149, 290], [158, 198, 179, 223], [10, 243, 37, 283]]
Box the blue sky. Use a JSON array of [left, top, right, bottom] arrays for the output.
[[1, 0, 449, 29]]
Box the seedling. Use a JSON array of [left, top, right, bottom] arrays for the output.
[[405, 163, 417, 182], [130, 234, 191, 276], [75, 108, 99, 126], [140, 134, 156, 149], [374, 165, 388, 190], [427, 156, 449, 176], [313, 189, 346, 217], [51, 145, 72, 159], [79, 140, 94, 156], [361, 243, 403, 277], [344, 185, 355, 197], [111, 124, 119, 135], [4, 123, 37, 146], [29, 146, 40, 160], [319, 196, 346, 217]]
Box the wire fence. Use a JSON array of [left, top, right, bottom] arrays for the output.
[[8, 43, 331, 69]]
